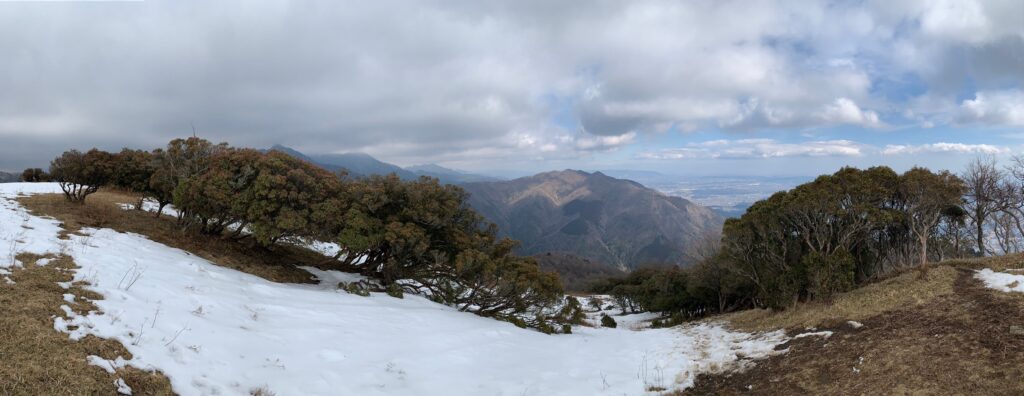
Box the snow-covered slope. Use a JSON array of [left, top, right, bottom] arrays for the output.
[[1, 183, 788, 395]]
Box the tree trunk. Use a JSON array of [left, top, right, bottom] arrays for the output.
[[976, 218, 985, 257], [919, 233, 928, 269]]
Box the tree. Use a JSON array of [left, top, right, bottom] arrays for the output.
[[899, 167, 964, 268], [20, 168, 48, 182], [110, 148, 155, 210], [149, 137, 229, 217], [244, 151, 340, 246], [49, 149, 114, 202], [961, 156, 1008, 256]]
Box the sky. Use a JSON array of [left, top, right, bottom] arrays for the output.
[[0, 0, 1022, 177]]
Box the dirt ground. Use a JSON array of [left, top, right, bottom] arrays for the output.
[[686, 267, 1024, 395]]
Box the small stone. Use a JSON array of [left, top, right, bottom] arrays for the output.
[[1010, 325, 1024, 336]]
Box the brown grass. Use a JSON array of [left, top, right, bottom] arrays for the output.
[[720, 264, 961, 333], [17, 190, 330, 284], [0, 253, 174, 395], [688, 266, 1024, 395]]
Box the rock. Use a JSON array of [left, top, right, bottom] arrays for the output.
[[1011, 325, 1024, 336]]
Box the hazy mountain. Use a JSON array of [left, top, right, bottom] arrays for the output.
[[406, 163, 502, 184], [268, 145, 417, 179], [268, 145, 498, 183], [0, 171, 20, 183], [462, 170, 724, 270]]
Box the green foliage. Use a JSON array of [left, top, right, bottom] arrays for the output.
[[110, 149, 155, 194], [600, 314, 617, 328], [385, 283, 404, 299], [49, 149, 115, 202], [720, 166, 964, 309], [553, 296, 586, 325], [341, 282, 371, 297]]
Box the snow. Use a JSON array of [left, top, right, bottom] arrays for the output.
[[792, 331, 833, 339], [975, 268, 1024, 293], [1, 183, 791, 395]]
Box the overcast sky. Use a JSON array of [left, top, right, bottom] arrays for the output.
[[1, 0, 1022, 177]]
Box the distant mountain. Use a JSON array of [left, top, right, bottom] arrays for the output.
[[0, 171, 19, 183], [268, 145, 499, 184], [533, 252, 625, 292], [268, 145, 416, 180], [406, 164, 502, 184], [462, 170, 723, 270]]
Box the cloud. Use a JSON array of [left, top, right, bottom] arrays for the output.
[[642, 139, 1011, 160], [574, 132, 636, 151], [0, 0, 1021, 170], [881, 143, 1009, 155], [638, 139, 865, 160], [956, 90, 1024, 126], [820, 98, 882, 127]]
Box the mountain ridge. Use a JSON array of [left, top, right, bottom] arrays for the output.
[[462, 169, 723, 270]]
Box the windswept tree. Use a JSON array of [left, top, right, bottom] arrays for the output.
[[245, 151, 341, 246], [961, 156, 1009, 256], [49, 149, 114, 202], [149, 137, 229, 217], [898, 167, 964, 269]]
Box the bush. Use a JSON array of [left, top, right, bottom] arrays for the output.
[[49, 149, 115, 202], [600, 314, 617, 328], [385, 283, 404, 299], [341, 282, 370, 297], [20, 168, 48, 182]]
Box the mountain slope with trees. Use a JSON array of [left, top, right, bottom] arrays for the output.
[[461, 170, 724, 270]]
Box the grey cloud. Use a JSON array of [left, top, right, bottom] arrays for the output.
[[0, 0, 1022, 171]]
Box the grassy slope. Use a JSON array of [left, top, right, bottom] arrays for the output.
[[688, 256, 1024, 395]]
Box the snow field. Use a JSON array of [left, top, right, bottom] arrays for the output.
[[0, 183, 791, 395]]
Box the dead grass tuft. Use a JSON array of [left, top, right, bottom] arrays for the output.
[[0, 253, 174, 395], [18, 190, 330, 284]]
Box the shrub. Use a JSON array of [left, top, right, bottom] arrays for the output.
[[149, 137, 229, 218], [110, 148, 155, 209], [600, 314, 617, 328], [20, 168, 49, 182], [49, 149, 115, 202], [385, 283, 404, 299]]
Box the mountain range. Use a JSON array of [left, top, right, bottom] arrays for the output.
[[271, 145, 724, 270], [267, 145, 498, 184], [461, 170, 722, 270]]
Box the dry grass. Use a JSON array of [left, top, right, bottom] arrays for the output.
[[720, 264, 961, 332], [0, 253, 173, 395], [689, 266, 1024, 395], [17, 190, 329, 284]]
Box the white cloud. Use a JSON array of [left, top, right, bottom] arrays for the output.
[[639, 139, 865, 160], [820, 98, 882, 127], [881, 143, 1009, 155], [956, 90, 1024, 126], [0, 0, 1022, 169], [574, 132, 636, 151]]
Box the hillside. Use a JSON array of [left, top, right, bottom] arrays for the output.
[[534, 252, 625, 292], [462, 170, 723, 270], [0, 171, 19, 183], [689, 257, 1024, 394], [0, 183, 790, 395]]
